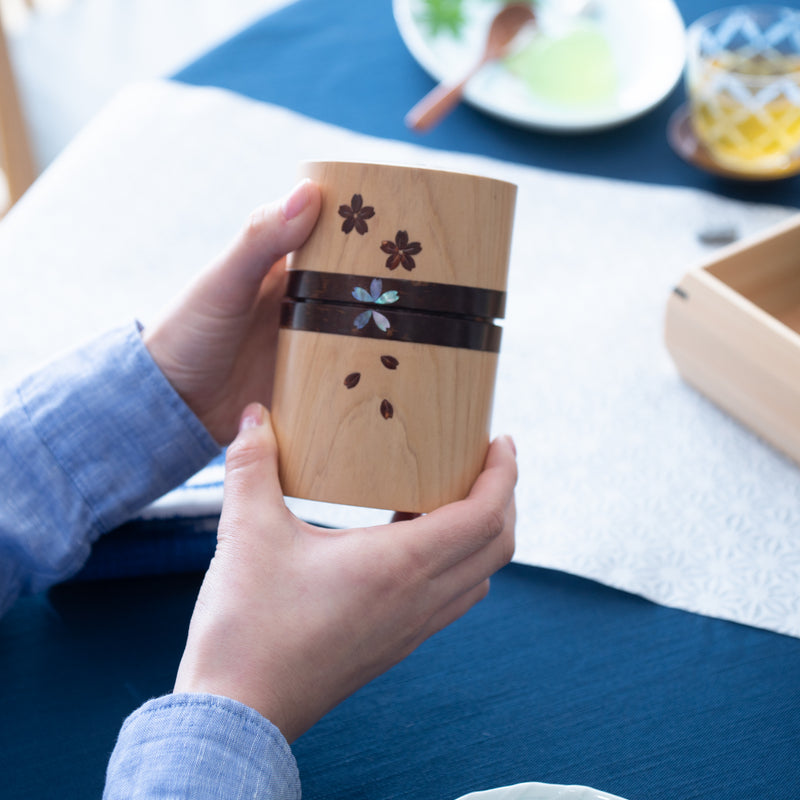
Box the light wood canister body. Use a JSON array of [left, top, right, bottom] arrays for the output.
[[291, 161, 515, 289], [272, 161, 516, 512], [273, 331, 498, 511]]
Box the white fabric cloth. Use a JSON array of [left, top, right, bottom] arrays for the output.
[[2, 78, 799, 637]]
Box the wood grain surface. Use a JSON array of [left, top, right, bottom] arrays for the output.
[[289, 161, 516, 291], [272, 329, 498, 512]]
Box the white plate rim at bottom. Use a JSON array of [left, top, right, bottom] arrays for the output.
[[454, 782, 628, 800]]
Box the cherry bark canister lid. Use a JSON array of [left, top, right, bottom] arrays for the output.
[[272, 161, 517, 513]]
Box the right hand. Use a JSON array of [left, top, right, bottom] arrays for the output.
[[174, 402, 517, 742]]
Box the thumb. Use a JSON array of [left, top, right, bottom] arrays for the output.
[[222, 403, 287, 519], [207, 179, 321, 315]]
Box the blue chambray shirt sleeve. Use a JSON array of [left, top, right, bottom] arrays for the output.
[[104, 694, 300, 799], [0, 322, 220, 616], [1, 324, 301, 797]]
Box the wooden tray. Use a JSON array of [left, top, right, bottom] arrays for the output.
[[664, 213, 800, 463]]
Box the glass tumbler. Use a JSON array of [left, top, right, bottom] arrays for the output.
[[686, 4, 800, 176]]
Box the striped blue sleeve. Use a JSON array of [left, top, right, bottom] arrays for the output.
[[0, 322, 220, 615]]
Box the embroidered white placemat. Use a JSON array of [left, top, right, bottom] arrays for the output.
[[2, 79, 799, 636]]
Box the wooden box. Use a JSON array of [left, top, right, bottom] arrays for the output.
[[271, 161, 517, 512], [664, 213, 800, 463]]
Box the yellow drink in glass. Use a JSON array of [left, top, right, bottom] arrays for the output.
[[686, 7, 800, 177]]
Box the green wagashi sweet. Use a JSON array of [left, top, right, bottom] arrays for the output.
[[505, 21, 617, 106]]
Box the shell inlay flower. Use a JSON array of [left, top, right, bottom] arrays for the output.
[[338, 194, 375, 235], [352, 278, 399, 332], [380, 230, 422, 271]]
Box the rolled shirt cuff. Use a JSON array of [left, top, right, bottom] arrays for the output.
[[104, 693, 300, 799]]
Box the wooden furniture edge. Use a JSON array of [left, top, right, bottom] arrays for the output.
[[0, 5, 36, 212]]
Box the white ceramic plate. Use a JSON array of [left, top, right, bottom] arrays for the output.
[[455, 782, 628, 800], [394, 0, 686, 132]]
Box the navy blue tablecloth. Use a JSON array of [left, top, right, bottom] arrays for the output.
[[2, 563, 799, 800], [174, 0, 800, 207]]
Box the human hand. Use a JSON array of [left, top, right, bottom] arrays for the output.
[[143, 180, 321, 445], [173, 403, 517, 743]]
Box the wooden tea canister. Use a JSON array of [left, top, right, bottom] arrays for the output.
[[271, 161, 517, 512]]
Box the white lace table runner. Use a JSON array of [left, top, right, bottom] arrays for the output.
[[1, 79, 799, 637]]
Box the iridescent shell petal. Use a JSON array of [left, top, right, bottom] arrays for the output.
[[372, 311, 390, 332], [354, 310, 372, 329]]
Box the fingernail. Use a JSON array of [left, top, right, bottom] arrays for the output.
[[504, 435, 517, 456], [282, 179, 312, 221], [239, 403, 265, 432]]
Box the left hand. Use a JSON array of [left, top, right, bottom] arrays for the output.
[[143, 180, 321, 445]]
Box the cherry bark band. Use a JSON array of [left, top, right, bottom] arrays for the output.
[[280, 299, 503, 352], [285, 269, 507, 320]]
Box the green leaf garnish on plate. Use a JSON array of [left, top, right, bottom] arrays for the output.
[[416, 0, 536, 39], [417, 0, 467, 37]]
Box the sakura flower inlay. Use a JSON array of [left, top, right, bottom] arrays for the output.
[[352, 278, 399, 332], [338, 193, 375, 235], [381, 230, 422, 271]]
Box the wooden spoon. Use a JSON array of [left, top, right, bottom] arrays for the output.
[[405, 3, 536, 132]]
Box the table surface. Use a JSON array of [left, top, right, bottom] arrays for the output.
[[3, 562, 800, 800], [3, 2, 800, 799], [176, 0, 800, 207]]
